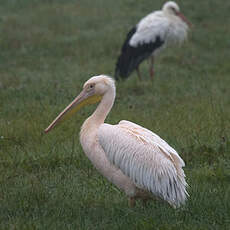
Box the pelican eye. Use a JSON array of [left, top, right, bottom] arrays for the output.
[[87, 84, 95, 90]]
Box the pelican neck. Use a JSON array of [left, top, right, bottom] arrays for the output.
[[90, 88, 116, 125]]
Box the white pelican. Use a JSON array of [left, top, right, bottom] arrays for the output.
[[115, 1, 191, 80], [45, 75, 188, 207]]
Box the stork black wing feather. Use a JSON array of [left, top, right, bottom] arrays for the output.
[[115, 27, 164, 80]]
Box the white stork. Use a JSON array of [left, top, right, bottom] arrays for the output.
[[45, 75, 188, 207], [115, 1, 191, 80]]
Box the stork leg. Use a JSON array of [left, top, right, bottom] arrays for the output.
[[149, 56, 155, 80], [129, 197, 136, 208], [136, 66, 142, 81]]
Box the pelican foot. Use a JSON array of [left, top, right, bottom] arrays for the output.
[[129, 197, 136, 208]]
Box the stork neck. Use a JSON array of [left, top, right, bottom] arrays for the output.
[[90, 88, 115, 125]]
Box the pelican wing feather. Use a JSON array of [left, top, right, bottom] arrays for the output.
[[118, 120, 185, 168], [98, 121, 188, 206]]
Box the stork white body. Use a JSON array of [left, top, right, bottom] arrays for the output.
[[115, 1, 191, 80], [45, 75, 188, 207]]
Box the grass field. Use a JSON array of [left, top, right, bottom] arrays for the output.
[[0, 0, 230, 229]]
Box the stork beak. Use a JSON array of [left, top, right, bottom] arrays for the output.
[[177, 12, 192, 27], [44, 89, 102, 133]]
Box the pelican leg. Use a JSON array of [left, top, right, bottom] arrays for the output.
[[141, 197, 152, 207], [129, 197, 136, 208], [136, 66, 142, 81], [149, 56, 154, 80]]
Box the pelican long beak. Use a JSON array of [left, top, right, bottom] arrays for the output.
[[177, 12, 192, 27], [44, 89, 102, 133]]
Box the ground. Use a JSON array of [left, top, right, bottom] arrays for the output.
[[0, 0, 229, 229]]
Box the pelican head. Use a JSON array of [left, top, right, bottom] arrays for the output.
[[45, 75, 115, 133], [162, 1, 191, 27], [83, 75, 115, 96]]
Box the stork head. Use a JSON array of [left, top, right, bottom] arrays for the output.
[[44, 75, 115, 133], [163, 1, 180, 14], [162, 1, 192, 27]]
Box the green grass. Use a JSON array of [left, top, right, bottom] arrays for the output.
[[0, 0, 230, 229]]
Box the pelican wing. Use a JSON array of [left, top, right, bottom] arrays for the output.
[[118, 120, 185, 168], [98, 121, 188, 206]]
